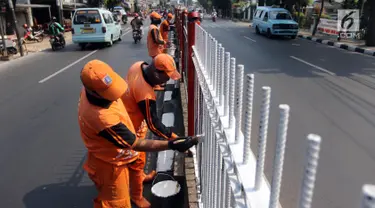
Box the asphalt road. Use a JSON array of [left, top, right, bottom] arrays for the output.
[[0, 24, 158, 208], [201, 19, 375, 208]]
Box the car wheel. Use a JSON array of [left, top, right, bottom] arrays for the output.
[[52, 45, 56, 51], [255, 26, 260, 34], [266, 29, 273, 38], [79, 43, 86, 50]]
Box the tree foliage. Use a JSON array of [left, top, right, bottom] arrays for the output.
[[104, 0, 121, 10]]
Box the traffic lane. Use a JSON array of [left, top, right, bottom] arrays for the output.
[[203, 23, 375, 208], [0, 29, 147, 208], [0, 28, 133, 109], [203, 21, 375, 77]]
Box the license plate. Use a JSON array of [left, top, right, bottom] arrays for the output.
[[80, 28, 95, 34]]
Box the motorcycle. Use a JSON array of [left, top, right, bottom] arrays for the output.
[[24, 28, 44, 42], [49, 34, 65, 51], [133, 28, 142, 44], [212, 14, 216, 22]]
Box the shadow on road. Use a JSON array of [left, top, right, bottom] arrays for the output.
[[22, 154, 96, 208]]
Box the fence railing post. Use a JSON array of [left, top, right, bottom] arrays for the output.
[[228, 57, 236, 130], [298, 134, 322, 208], [234, 65, 244, 143], [269, 104, 290, 208], [243, 74, 255, 164], [254, 86, 271, 190], [187, 20, 196, 136]]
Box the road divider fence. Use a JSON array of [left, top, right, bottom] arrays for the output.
[[173, 8, 375, 208]]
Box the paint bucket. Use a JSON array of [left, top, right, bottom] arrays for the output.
[[151, 172, 182, 208]]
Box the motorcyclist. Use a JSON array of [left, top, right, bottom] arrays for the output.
[[48, 16, 65, 44], [130, 13, 143, 32], [22, 24, 34, 39]]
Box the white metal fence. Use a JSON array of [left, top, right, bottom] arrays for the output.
[[184, 23, 375, 208]]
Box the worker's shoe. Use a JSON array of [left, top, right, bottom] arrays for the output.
[[153, 85, 165, 91], [143, 170, 156, 183], [131, 197, 151, 208]]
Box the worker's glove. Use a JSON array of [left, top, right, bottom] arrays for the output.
[[168, 136, 198, 152]]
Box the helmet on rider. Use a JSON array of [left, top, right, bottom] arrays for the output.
[[52, 16, 57, 22], [23, 24, 28, 28], [134, 13, 139, 17]]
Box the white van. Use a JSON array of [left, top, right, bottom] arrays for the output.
[[72, 8, 122, 49]]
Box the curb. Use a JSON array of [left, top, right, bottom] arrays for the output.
[[298, 34, 375, 56]]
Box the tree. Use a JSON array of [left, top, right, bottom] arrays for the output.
[[366, 0, 375, 46], [312, 0, 324, 36], [104, 0, 121, 11]]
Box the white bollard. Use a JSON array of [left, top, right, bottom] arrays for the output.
[[298, 134, 322, 208], [361, 184, 375, 208], [228, 57, 236, 129], [234, 65, 244, 143], [243, 74, 255, 164], [224, 52, 231, 117], [254, 86, 271, 190], [269, 104, 290, 208]]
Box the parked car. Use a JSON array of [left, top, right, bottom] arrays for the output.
[[71, 8, 122, 49], [253, 7, 298, 39]]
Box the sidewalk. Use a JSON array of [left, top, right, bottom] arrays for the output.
[[298, 29, 375, 56], [1, 32, 73, 62]]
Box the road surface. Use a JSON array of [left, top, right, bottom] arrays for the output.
[[0, 24, 158, 208], [201, 19, 375, 208]]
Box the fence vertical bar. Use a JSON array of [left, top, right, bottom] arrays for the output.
[[219, 47, 225, 108], [213, 134, 220, 208], [234, 65, 244, 143], [224, 52, 230, 117], [243, 74, 255, 164], [254, 86, 271, 190], [361, 184, 375, 208], [228, 58, 236, 129], [187, 17, 196, 136], [220, 158, 226, 208], [298, 134, 322, 208], [269, 104, 290, 208], [204, 31, 208, 72]]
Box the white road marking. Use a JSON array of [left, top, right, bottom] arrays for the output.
[[290, 55, 336, 76], [39, 29, 133, 84], [292, 43, 300, 46], [244, 36, 256, 42], [38, 50, 98, 83]]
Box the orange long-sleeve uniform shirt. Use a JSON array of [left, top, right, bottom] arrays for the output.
[[121, 61, 174, 140], [160, 19, 170, 43], [147, 24, 165, 58]]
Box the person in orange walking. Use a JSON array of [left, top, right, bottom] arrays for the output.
[[78, 59, 198, 208], [160, 13, 174, 48]]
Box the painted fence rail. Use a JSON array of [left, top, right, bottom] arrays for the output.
[[173, 9, 375, 208]]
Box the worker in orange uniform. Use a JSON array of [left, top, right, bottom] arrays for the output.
[[121, 54, 182, 183], [147, 11, 165, 59], [160, 13, 174, 48], [78, 59, 198, 208]]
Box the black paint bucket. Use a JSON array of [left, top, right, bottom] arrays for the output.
[[151, 172, 182, 208]]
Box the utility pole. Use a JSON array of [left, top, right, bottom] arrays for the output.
[[0, 16, 7, 57], [8, 0, 24, 56]]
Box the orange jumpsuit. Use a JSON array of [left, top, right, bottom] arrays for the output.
[[160, 19, 170, 48], [147, 24, 165, 58], [79, 89, 141, 208]]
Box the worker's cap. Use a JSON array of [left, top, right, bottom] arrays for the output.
[[167, 13, 173, 18], [80, 60, 128, 101], [150, 11, 162, 19], [154, 54, 181, 80]]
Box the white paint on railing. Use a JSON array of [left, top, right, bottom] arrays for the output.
[[234, 65, 244, 144], [243, 74, 255, 165]]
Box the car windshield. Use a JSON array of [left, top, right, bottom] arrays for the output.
[[74, 10, 101, 24], [270, 11, 292, 20]]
